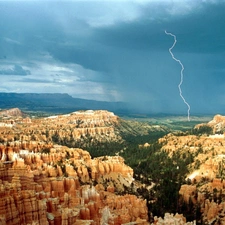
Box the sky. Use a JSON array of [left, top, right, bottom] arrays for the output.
[[0, 0, 225, 115]]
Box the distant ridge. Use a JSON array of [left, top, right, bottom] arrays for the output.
[[0, 92, 129, 114]]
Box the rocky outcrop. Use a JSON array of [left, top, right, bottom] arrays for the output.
[[195, 114, 225, 134], [159, 132, 225, 171], [0, 110, 122, 147], [151, 213, 195, 225], [178, 181, 225, 225], [0, 109, 168, 149], [4, 109, 224, 224], [159, 131, 225, 224], [0, 140, 149, 225], [0, 108, 24, 117]]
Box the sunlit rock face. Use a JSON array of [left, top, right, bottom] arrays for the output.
[[0, 108, 24, 117], [0, 109, 167, 147], [0, 110, 122, 149], [6, 109, 225, 224], [43, 110, 121, 144], [0, 109, 150, 225], [151, 213, 195, 225], [159, 130, 225, 224], [0, 140, 149, 225], [195, 114, 225, 134]]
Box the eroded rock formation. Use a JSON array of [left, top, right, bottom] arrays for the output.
[[0, 140, 149, 225], [151, 213, 196, 225], [196, 114, 225, 134], [0, 110, 122, 148], [159, 132, 225, 224], [4, 109, 225, 224], [0, 108, 24, 118]]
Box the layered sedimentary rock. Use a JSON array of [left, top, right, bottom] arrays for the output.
[[0, 140, 149, 225], [151, 213, 195, 225], [0, 109, 167, 149], [159, 132, 225, 224], [195, 114, 225, 134], [0, 110, 122, 147], [0, 108, 24, 117], [5, 109, 225, 224]]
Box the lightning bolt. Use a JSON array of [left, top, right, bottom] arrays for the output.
[[165, 30, 191, 121]]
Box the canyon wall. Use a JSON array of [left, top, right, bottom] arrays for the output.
[[0, 110, 151, 224], [159, 131, 225, 224], [0, 141, 149, 225]]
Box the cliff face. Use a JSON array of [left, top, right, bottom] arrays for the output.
[[0, 141, 149, 225], [0, 109, 150, 225], [150, 213, 195, 225], [195, 114, 225, 133], [0, 108, 24, 118], [0, 109, 167, 149], [0, 110, 122, 147], [4, 108, 224, 224], [159, 132, 225, 224]]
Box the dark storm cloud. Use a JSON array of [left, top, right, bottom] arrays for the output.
[[40, 1, 225, 78], [93, 3, 225, 54], [0, 0, 225, 115]]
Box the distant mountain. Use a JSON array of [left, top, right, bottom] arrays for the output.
[[0, 92, 129, 114]]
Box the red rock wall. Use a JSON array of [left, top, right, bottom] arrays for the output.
[[0, 142, 149, 225]]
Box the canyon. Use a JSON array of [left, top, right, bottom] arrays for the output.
[[1, 109, 225, 224], [0, 142, 149, 225], [157, 115, 225, 224], [0, 109, 154, 225]]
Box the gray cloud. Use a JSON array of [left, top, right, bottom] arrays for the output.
[[0, 65, 31, 76], [18, 78, 52, 83], [0, 0, 225, 114]]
